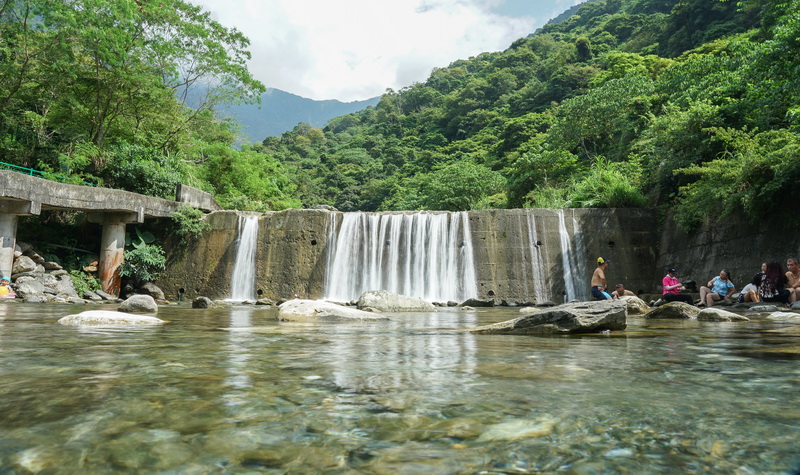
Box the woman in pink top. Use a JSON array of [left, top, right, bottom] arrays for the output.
[[662, 268, 693, 304]]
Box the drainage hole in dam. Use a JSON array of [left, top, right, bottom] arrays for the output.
[[488, 290, 495, 297], [311, 240, 317, 246]]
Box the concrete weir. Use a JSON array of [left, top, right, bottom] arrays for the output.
[[0, 171, 220, 295], [158, 208, 659, 304]]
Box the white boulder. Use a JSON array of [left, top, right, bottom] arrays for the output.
[[58, 310, 165, 325]]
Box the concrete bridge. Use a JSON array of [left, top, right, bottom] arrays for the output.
[[0, 170, 221, 295]]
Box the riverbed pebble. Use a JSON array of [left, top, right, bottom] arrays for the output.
[[477, 418, 557, 441]]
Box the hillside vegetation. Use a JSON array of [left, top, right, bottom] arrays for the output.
[[255, 0, 799, 229], [2, 0, 799, 230]]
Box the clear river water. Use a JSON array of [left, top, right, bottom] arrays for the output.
[[1, 302, 799, 473]]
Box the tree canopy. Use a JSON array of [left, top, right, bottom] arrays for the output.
[[3, 0, 799, 230]]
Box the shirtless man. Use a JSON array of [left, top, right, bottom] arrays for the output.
[[591, 257, 612, 300], [786, 258, 800, 303], [612, 283, 635, 299]]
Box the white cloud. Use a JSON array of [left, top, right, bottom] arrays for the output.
[[192, 0, 538, 101]]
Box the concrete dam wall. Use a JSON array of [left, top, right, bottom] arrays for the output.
[[157, 208, 658, 303]]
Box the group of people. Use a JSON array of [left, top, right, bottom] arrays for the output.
[[590, 257, 800, 307], [662, 259, 800, 306]]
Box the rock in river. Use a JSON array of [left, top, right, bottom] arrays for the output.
[[357, 290, 436, 312], [618, 296, 650, 315], [644, 302, 699, 319], [697, 307, 750, 322], [279, 299, 390, 322], [58, 310, 165, 325], [468, 300, 627, 334], [118, 294, 159, 314]]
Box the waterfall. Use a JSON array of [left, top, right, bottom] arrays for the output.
[[557, 210, 579, 302], [229, 214, 259, 301], [526, 211, 550, 303], [571, 210, 589, 301], [324, 211, 478, 303]]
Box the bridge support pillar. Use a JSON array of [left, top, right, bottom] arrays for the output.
[[90, 211, 143, 297], [0, 200, 42, 277]]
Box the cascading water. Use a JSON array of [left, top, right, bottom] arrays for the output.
[[324, 211, 478, 303], [557, 209, 590, 302], [229, 214, 259, 301], [525, 211, 550, 303], [571, 210, 589, 300]]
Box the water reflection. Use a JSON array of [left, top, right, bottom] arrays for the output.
[[224, 308, 254, 399], [0, 304, 799, 472]]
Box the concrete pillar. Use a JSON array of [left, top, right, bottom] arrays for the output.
[[90, 211, 142, 297], [0, 213, 18, 277], [98, 221, 127, 297], [0, 200, 41, 278]]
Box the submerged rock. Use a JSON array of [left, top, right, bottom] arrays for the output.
[[751, 305, 780, 312], [118, 295, 158, 314], [468, 300, 627, 334], [477, 418, 557, 441], [278, 299, 390, 322], [644, 302, 699, 319], [766, 312, 800, 320], [356, 290, 436, 312], [58, 310, 165, 325], [518, 306, 541, 314], [697, 307, 750, 322]]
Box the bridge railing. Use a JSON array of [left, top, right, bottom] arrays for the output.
[[0, 161, 96, 186]]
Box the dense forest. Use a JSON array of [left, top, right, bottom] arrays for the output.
[[2, 0, 799, 231]]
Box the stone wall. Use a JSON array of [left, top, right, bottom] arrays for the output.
[[469, 209, 657, 303], [157, 208, 658, 303], [656, 211, 800, 290], [157, 209, 332, 301]]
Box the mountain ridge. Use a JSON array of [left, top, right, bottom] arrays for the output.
[[222, 88, 380, 143]]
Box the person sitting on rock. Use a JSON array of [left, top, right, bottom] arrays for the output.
[[759, 261, 791, 304], [662, 268, 693, 304], [738, 263, 765, 303], [612, 283, 635, 299], [698, 269, 735, 307], [0, 277, 16, 299], [785, 258, 800, 303], [591, 257, 612, 300]]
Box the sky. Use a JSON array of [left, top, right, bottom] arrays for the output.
[[192, 0, 585, 102]]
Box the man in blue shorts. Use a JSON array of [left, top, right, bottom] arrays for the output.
[[591, 257, 613, 300]]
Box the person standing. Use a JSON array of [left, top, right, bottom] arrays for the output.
[[662, 268, 693, 304], [591, 257, 612, 300]]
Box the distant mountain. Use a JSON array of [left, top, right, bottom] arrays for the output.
[[220, 88, 381, 143]]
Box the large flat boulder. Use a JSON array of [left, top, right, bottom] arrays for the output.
[[58, 310, 165, 325], [644, 302, 699, 319], [356, 290, 436, 312], [468, 300, 627, 334], [278, 299, 390, 322]]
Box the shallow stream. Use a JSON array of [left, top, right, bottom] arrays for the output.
[[1, 303, 799, 473]]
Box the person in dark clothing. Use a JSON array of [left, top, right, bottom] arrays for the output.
[[759, 261, 790, 304]]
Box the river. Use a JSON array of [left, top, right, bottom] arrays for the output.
[[0, 302, 798, 472]]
